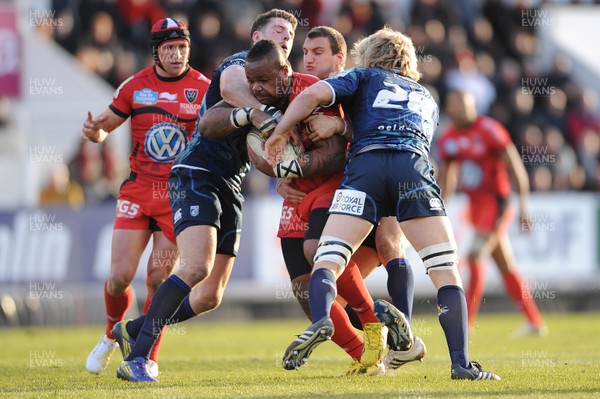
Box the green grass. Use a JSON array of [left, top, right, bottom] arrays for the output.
[[1, 313, 599, 398]]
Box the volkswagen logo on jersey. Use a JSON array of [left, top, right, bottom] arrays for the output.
[[145, 122, 188, 163]]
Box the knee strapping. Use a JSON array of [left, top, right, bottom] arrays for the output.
[[418, 242, 458, 274], [313, 236, 354, 269]]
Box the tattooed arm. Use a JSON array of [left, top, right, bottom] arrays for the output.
[[299, 134, 346, 178], [197, 100, 236, 137], [250, 133, 346, 178], [198, 100, 273, 138]]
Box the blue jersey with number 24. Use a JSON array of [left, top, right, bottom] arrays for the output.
[[323, 67, 439, 159]]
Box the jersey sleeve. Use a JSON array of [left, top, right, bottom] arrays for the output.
[[322, 67, 364, 108], [220, 54, 246, 72], [109, 75, 134, 118], [481, 117, 511, 152]]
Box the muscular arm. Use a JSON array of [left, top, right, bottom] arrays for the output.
[[437, 159, 459, 201], [199, 100, 273, 138], [299, 134, 346, 178], [250, 134, 346, 178], [220, 66, 265, 108], [197, 100, 237, 138], [81, 108, 126, 143]]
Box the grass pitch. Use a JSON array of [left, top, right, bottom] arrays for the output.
[[1, 312, 599, 398]]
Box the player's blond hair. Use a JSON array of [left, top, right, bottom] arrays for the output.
[[351, 26, 421, 81]]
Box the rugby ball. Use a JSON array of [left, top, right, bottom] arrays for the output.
[[246, 129, 303, 162]]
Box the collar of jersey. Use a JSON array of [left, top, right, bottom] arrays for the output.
[[153, 65, 190, 82]]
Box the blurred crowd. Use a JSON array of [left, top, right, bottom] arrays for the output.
[[36, 0, 600, 197], [39, 140, 120, 208]]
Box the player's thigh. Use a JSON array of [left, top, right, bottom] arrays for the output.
[[321, 214, 374, 254], [303, 207, 330, 262], [303, 238, 318, 266], [469, 195, 510, 258], [310, 209, 380, 278], [399, 216, 456, 254], [399, 216, 462, 289], [376, 216, 408, 263], [110, 228, 152, 282], [188, 253, 235, 312], [281, 237, 313, 280], [111, 180, 154, 279], [169, 168, 231, 281], [314, 215, 374, 276], [149, 193, 178, 246], [175, 225, 218, 286]]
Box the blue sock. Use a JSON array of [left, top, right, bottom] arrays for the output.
[[168, 295, 197, 324], [385, 258, 414, 320], [126, 275, 190, 360], [126, 315, 144, 340], [308, 268, 337, 323], [127, 295, 197, 340], [437, 285, 469, 367]]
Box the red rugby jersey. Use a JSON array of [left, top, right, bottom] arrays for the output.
[[286, 72, 344, 195], [277, 72, 344, 239], [109, 65, 210, 182], [438, 116, 512, 199]]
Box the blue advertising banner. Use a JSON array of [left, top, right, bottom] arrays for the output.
[[0, 203, 256, 285]]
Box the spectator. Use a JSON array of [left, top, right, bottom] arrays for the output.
[[47, 0, 599, 194], [68, 141, 120, 203], [566, 88, 600, 148], [445, 48, 497, 114], [39, 163, 85, 209]]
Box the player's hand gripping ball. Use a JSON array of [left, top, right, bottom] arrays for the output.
[[246, 106, 303, 163]]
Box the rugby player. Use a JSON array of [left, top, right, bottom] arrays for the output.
[[272, 26, 424, 373], [239, 39, 387, 374], [110, 9, 298, 382], [266, 27, 501, 380], [83, 18, 210, 378], [437, 90, 546, 335], [300, 26, 427, 371]]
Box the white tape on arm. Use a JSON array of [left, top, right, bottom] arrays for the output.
[[230, 107, 253, 128]]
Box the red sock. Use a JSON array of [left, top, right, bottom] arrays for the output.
[[144, 292, 166, 363], [336, 260, 378, 325], [466, 260, 485, 327], [502, 271, 544, 327], [104, 281, 133, 339], [330, 300, 363, 361]]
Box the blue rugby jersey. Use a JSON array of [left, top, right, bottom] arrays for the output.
[[173, 51, 251, 190], [323, 67, 439, 159]]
